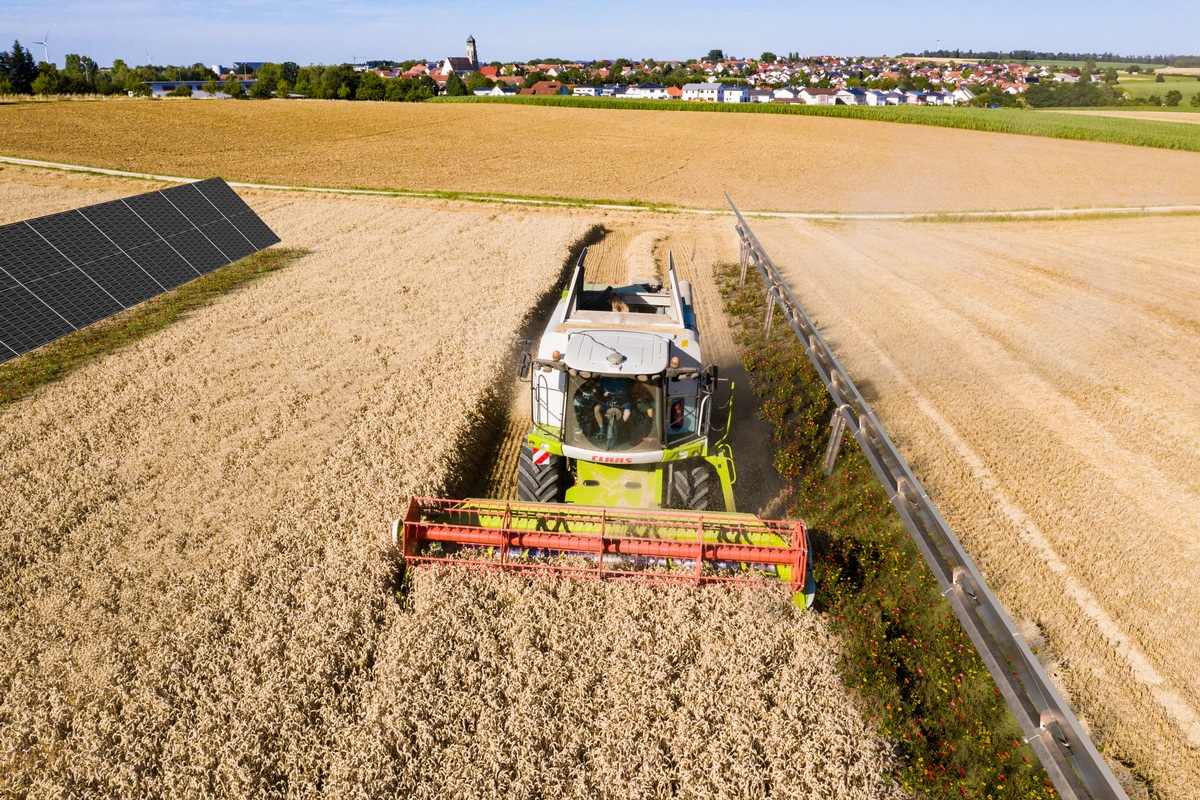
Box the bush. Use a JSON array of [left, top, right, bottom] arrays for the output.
[[223, 76, 247, 99], [1190, 92, 1200, 108], [168, 83, 192, 97], [1165, 90, 1183, 107]]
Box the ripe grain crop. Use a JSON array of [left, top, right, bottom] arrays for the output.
[[440, 95, 1200, 152], [340, 567, 904, 800], [754, 214, 1200, 799], [3, 100, 1200, 213], [0, 168, 899, 797]]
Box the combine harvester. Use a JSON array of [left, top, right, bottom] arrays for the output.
[[395, 249, 814, 606]]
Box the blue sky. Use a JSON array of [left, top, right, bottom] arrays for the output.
[[5, 0, 1197, 68]]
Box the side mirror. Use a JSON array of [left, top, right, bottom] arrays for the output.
[[517, 351, 532, 381], [704, 364, 719, 386]]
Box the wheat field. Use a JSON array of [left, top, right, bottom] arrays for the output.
[[3, 100, 1200, 212], [0, 167, 900, 797], [755, 214, 1200, 798]]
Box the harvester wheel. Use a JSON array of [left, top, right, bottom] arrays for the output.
[[670, 461, 717, 512], [517, 443, 564, 503]]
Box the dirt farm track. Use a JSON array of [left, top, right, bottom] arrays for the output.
[[2, 102, 1200, 798]]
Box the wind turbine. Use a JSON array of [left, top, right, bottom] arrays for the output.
[[33, 31, 49, 64], [145, 49, 155, 66]]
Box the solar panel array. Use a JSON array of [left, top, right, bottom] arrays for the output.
[[0, 178, 279, 364]]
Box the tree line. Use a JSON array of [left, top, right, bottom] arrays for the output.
[[1, 39, 215, 96], [916, 49, 1200, 67]]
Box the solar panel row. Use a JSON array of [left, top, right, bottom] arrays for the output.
[[0, 178, 280, 363]]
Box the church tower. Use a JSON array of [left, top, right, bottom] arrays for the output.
[[466, 34, 478, 70]]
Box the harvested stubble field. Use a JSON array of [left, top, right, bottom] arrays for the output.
[[3, 100, 1200, 212], [753, 214, 1200, 798], [0, 166, 899, 797]]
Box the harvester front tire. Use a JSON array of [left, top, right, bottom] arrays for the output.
[[671, 462, 717, 512], [517, 443, 564, 503]]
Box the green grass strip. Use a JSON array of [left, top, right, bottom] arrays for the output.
[[430, 95, 1200, 152], [717, 263, 1058, 798], [0, 246, 308, 409]]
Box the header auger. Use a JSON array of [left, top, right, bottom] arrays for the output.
[[395, 248, 813, 606]]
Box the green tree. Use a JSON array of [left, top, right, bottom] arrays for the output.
[[1127, 64, 1140, 73], [1147, 93, 1162, 106], [31, 63, 62, 95], [1102, 67, 1119, 84], [251, 63, 282, 98], [1083, 57, 1096, 74], [1, 40, 38, 93], [465, 70, 493, 91], [280, 61, 299, 87], [1164, 89, 1183, 106], [62, 53, 98, 92], [1155, 72, 1165, 82], [444, 71, 468, 96], [760, 51, 777, 63], [321, 65, 358, 99], [202, 77, 219, 96], [1189, 92, 1200, 107], [521, 71, 544, 88], [356, 70, 386, 100], [168, 83, 193, 97], [705, 49, 724, 61], [223, 75, 247, 99]]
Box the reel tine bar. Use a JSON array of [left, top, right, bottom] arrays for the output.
[[399, 497, 808, 594]]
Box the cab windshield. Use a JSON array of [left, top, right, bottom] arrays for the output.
[[565, 374, 662, 452]]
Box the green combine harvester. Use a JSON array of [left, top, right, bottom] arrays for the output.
[[395, 249, 813, 606]]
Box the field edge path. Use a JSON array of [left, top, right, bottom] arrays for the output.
[[5, 155, 1200, 222]]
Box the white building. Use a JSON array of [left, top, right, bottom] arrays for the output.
[[798, 87, 838, 105], [682, 82, 720, 101], [625, 82, 670, 100], [719, 84, 749, 103], [834, 87, 868, 105]]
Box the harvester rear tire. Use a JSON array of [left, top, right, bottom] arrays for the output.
[[517, 443, 564, 503], [670, 461, 717, 512]]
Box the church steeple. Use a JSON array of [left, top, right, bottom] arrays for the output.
[[466, 34, 478, 70]]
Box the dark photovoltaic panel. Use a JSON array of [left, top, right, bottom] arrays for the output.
[[0, 177, 279, 363], [195, 179, 254, 219]]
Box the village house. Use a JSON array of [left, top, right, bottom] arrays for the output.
[[520, 80, 568, 96], [834, 87, 867, 105], [798, 86, 838, 105], [625, 82, 670, 99], [682, 82, 720, 101], [718, 84, 749, 103]]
